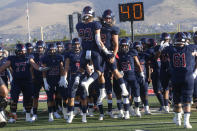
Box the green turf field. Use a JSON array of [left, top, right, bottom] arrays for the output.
[[2, 96, 197, 131]]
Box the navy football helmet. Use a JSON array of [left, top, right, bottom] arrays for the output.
[[173, 32, 187, 44], [25, 42, 33, 50], [119, 38, 131, 53], [193, 31, 197, 44], [183, 32, 192, 42], [64, 40, 72, 51], [133, 41, 143, 52], [102, 9, 114, 25], [15, 44, 26, 56], [147, 38, 157, 47], [25, 42, 33, 54], [160, 32, 171, 41], [47, 43, 57, 55], [56, 41, 64, 53], [72, 38, 81, 53], [102, 9, 114, 19], [82, 6, 95, 20], [35, 40, 45, 53]]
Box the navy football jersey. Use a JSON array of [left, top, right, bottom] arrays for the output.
[[146, 46, 161, 73], [42, 54, 63, 77], [67, 52, 81, 74], [101, 24, 120, 50], [118, 49, 138, 80], [8, 56, 32, 80], [135, 52, 147, 76], [26, 53, 34, 59], [76, 21, 102, 51], [0, 57, 8, 77], [162, 44, 197, 81], [33, 53, 44, 79]]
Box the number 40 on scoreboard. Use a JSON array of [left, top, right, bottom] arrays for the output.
[[119, 2, 144, 22]]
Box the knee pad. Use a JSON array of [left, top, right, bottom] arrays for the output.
[[134, 97, 141, 102], [0, 96, 8, 110], [182, 103, 191, 108], [123, 97, 129, 104]]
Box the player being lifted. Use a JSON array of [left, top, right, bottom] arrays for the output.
[[96, 9, 130, 120]]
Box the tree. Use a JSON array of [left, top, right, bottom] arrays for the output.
[[119, 29, 127, 37], [32, 38, 37, 43], [62, 36, 68, 41]]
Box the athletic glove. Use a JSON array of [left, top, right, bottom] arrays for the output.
[[58, 76, 68, 88], [43, 78, 50, 91], [193, 69, 197, 79], [140, 72, 145, 81]]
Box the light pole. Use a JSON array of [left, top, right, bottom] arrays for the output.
[[26, 0, 31, 42]]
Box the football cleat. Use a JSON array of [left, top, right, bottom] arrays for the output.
[[31, 115, 37, 122], [88, 108, 94, 117], [82, 114, 87, 123], [8, 118, 16, 123], [0, 111, 6, 127], [184, 113, 192, 129], [129, 106, 135, 116], [62, 108, 68, 120], [67, 111, 74, 123], [118, 110, 124, 118], [98, 114, 104, 121], [173, 113, 181, 126], [107, 111, 114, 118], [144, 106, 152, 115], [48, 113, 54, 122], [164, 106, 170, 114], [135, 108, 141, 117], [54, 112, 61, 119], [26, 113, 32, 122], [124, 111, 130, 120]]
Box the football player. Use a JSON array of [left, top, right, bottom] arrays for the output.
[[42, 43, 68, 122], [75, 6, 108, 109], [133, 41, 151, 115], [25, 42, 34, 58], [64, 38, 84, 123], [145, 38, 165, 111], [98, 9, 129, 120], [31, 40, 46, 121], [159, 33, 171, 113], [0, 77, 8, 127], [0, 44, 48, 123], [117, 38, 145, 119], [0, 47, 10, 87], [162, 32, 197, 128], [55, 41, 65, 113]]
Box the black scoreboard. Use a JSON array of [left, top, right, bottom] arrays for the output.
[[119, 2, 144, 22]]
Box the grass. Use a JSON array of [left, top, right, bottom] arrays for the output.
[[2, 96, 197, 131]]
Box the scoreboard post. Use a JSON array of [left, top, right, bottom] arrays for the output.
[[119, 2, 144, 42]]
